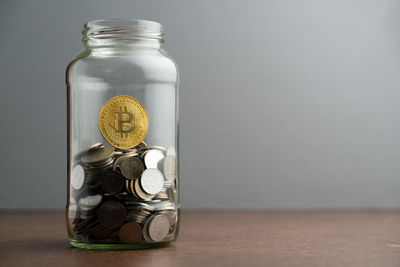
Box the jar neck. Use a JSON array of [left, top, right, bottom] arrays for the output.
[[82, 19, 163, 50]]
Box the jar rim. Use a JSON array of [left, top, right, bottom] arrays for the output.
[[83, 19, 163, 40]]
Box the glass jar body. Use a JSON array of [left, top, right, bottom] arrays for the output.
[[66, 27, 180, 249]]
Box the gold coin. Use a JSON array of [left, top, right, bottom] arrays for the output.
[[98, 95, 148, 149]]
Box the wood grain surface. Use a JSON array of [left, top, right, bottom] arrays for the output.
[[0, 211, 399, 267]]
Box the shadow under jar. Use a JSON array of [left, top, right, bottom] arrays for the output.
[[65, 19, 180, 249]]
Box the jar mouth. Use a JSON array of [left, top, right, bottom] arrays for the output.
[[82, 19, 163, 40]]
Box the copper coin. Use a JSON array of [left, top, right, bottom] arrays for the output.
[[97, 200, 126, 229], [119, 222, 143, 243], [102, 170, 125, 194]]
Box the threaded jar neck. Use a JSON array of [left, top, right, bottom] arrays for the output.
[[82, 19, 163, 49]]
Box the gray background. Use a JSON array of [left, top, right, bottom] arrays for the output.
[[1, 0, 399, 210]]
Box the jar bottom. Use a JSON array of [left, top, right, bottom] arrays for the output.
[[70, 239, 176, 250]]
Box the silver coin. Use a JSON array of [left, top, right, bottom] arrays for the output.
[[149, 146, 167, 151], [163, 155, 176, 181], [128, 214, 151, 222], [154, 193, 169, 200], [134, 178, 155, 201], [79, 194, 102, 211], [81, 147, 114, 165], [74, 143, 104, 161], [126, 209, 151, 215], [114, 149, 138, 159], [143, 149, 165, 169], [120, 157, 144, 180], [148, 213, 171, 242], [71, 165, 85, 190], [151, 201, 176, 211], [68, 197, 78, 223], [140, 168, 164, 195], [165, 214, 177, 237], [126, 211, 150, 224], [163, 180, 174, 188], [155, 187, 167, 194], [115, 148, 138, 153], [138, 145, 166, 153], [134, 141, 148, 151], [158, 210, 177, 235], [155, 194, 168, 199], [125, 202, 154, 210], [87, 157, 114, 169], [148, 199, 163, 204], [142, 216, 153, 242], [113, 150, 124, 157], [113, 157, 124, 171], [155, 205, 176, 211], [113, 152, 139, 170], [166, 146, 176, 157], [79, 209, 96, 220], [89, 142, 104, 149], [164, 210, 177, 227]]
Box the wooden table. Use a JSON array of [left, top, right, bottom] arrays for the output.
[[0, 211, 399, 266]]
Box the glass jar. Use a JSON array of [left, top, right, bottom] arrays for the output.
[[65, 19, 180, 249]]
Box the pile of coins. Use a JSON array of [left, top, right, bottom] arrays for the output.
[[68, 142, 178, 244]]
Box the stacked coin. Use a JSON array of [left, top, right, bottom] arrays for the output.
[[68, 142, 178, 244], [125, 202, 153, 224]]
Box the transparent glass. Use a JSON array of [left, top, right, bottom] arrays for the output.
[[65, 19, 180, 249]]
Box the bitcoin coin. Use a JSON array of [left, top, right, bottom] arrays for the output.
[[98, 95, 148, 149]]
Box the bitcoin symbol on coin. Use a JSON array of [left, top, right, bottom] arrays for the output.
[[98, 95, 148, 149], [111, 106, 135, 138]]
